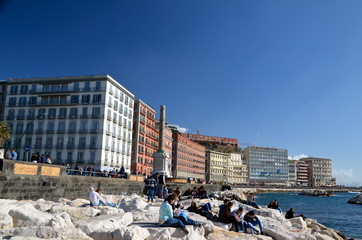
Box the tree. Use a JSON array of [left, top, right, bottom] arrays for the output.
[[0, 121, 12, 147]]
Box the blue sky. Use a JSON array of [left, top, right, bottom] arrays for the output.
[[1, 0, 362, 186]]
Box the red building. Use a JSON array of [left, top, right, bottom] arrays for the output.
[[172, 133, 205, 180], [131, 99, 158, 175], [182, 133, 239, 148]]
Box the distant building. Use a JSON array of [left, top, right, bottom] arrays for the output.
[[172, 132, 205, 180], [182, 133, 239, 149], [296, 160, 308, 186], [205, 150, 229, 183], [0, 80, 7, 121], [288, 160, 297, 186], [244, 146, 289, 186], [228, 152, 248, 184], [131, 99, 158, 176], [300, 157, 336, 187], [3, 75, 134, 172]]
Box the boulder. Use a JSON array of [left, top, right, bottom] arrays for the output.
[[145, 225, 205, 240], [347, 193, 362, 205], [314, 233, 336, 240], [66, 198, 91, 207], [9, 204, 52, 227], [0, 213, 13, 229], [75, 212, 133, 236], [10, 226, 92, 240], [289, 217, 308, 230], [118, 198, 148, 212], [50, 205, 100, 222], [45, 212, 74, 228], [207, 228, 272, 240]]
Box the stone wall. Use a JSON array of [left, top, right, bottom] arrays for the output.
[[0, 159, 224, 201]]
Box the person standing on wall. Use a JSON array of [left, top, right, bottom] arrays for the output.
[[158, 172, 166, 198]]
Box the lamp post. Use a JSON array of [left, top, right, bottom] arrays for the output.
[[15, 113, 46, 161]]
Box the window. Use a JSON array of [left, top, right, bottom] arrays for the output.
[[81, 95, 90, 104], [48, 108, 56, 119], [49, 96, 59, 104], [70, 108, 78, 118], [82, 107, 88, 117], [67, 137, 75, 146], [28, 109, 35, 119], [20, 85, 28, 94], [114, 100, 118, 111], [90, 152, 96, 163], [10, 86, 18, 94], [71, 95, 79, 104], [56, 152, 62, 162], [57, 137, 64, 146], [90, 136, 97, 148], [80, 121, 87, 132], [84, 82, 91, 91], [59, 108, 67, 118], [29, 97, 37, 105], [9, 97, 16, 106], [68, 122, 76, 132], [95, 81, 101, 91], [125, 96, 129, 105], [43, 85, 50, 92], [61, 84, 68, 91], [31, 84, 37, 92], [92, 107, 100, 118], [73, 82, 79, 91], [38, 109, 46, 118], [18, 109, 25, 119], [47, 122, 55, 132], [35, 137, 42, 148], [91, 121, 98, 131], [67, 152, 72, 162], [119, 104, 123, 114], [51, 84, 60, 92], [16, 123, 24, 134], [41, 96, 49, 105], [79, 137, 86, 148], [19, 97, 27, 106], [93, 94, 102, 103], [58, 122, 65, 132]]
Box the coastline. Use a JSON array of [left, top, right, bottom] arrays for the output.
[[0, 189, 357, 240]]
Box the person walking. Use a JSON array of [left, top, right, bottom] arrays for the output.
[[11, 149, 17, 161]]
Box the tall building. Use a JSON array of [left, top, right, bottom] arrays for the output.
[[131, 99, 158, 175], [288, 160, 297, 186], [183, 133, 240, 149], [205, 150, 229, 183], [300, 157, 336, 187], [172, 133, 205, 180], [3, 75, 134, 172], [296, 160, 308, 186], [0, 80, 7, 121], [244, 146, 289, 186], [228, 153, 248, 184]]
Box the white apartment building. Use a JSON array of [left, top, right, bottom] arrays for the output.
[[3, 75, 134, 172], [228, 153, 248, 184]]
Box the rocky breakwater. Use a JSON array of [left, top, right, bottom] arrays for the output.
[[0, 190, 349, 240], [347, 193, 362, 205]]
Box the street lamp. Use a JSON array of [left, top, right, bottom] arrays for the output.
[[15, 113, 46, 160]]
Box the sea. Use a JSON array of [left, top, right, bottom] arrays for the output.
[[255, 192, 362, 240]]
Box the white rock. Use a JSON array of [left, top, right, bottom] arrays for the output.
[[45, 212, 74, 228], [11, 226, 92, 240], [207, 228, 272, 240], [75, 212, 133, 235], [314, 233, 336, 240], [120, 225, 151, 240], [289, 217, 308, 230], [50, 205, 100, 222], [118, 198, 148, 212], [145, 225, 205, 240], [66, 198, 90, 207], [0, 213, 13, 229], [9, 204, 52, 227]]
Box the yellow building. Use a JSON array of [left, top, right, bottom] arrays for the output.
[[228, 153, 248, 184], [205, 150, 229, 183]]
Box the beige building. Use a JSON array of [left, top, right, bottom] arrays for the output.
[[228, 153, 248, 184], [296, 160, 308, 186], [300, 157, 336, 187], [205, 150, 229, 183]]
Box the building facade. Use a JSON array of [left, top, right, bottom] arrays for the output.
[[172, 133, 205, 180], [300, 157, 336, 187], [287, 160, 297, 186], [228, 153, 248, 184], [296, 160, 308, 186], [3, 75, 134, 172], [244, 146, 289, 186], [131, 99, 158, 176], [205, 150, 229, 183]]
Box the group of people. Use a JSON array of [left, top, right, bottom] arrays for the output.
[[3, 148, 17, 160], [144, 172, 167, 203], [182, 186, 208, 199], [30, 153, 52, 164]]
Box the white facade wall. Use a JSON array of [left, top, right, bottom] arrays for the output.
[[4, 75, 134, 172]]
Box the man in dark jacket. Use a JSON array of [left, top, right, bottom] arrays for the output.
[[219, 201, 239, 232], [244, 210, 264, 235], [145, 175, 157, 203]]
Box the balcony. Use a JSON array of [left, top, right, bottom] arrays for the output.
[[46, 130, 55, 134], [90, 129, 99, 134], [107, 115, 112, 121], [27, 115, 36, 120], [69, 115, 78, 119], [67, 144, 75, 149], [68, 130, 77, 134], [36, 130, 44, 134], [79, 129, 88, 134], [58, 115, 66, 119], [89, 145, 97, 149], [56, 144, 64, 149], [35, 144, 42, 149], [6, 116, 15, 120], [45, 144, 53, 149], [17, 115, 25, 120], [57, 129, 66, 134], [78, 145, 86, 149], [80, 115, 89, 119]]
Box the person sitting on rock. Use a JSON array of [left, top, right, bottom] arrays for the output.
[[187, 201, 213, 217], [89, 187, 116, 207], [159, 194, 190, 234], [182, 188, 193, 198], [285, 208, 306, 220], [219, 201, 240, 232], [243, 210, 264, 235], [231, 207, 245, 232], [219, 199, 230, 215], [246, 193, 260, 209], [268, 200, 282, 213], [195, 186, 208, 199]]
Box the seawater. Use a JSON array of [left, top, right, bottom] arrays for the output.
[[255, 192, 362, 240]]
